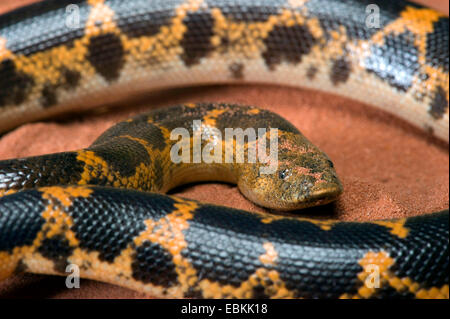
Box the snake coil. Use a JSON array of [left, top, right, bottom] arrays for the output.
[[0, 0, 448, 298]]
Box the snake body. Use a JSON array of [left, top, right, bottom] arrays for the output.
[[0, 0, 448, 298]]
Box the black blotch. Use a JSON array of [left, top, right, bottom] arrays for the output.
[[180, 11, 215, 66], [182, 205, 268, 287], [429, 86, 448, 120], [367, 284, 415, 299], [68, 188, 178, 263], [0, 59, 35, 108], [86, 33, 125, 81], [229, 63, 244, 79], [131, 241, 178, 287], [88, 137, 150, 178], [183, 288, 204, 299], [330, 57, 351, 85], [91, 115, 166, 151], [140, 123, 166, 151], [152, 156, 165, 191], [40, 84, 58, 108], [146, 105, 210, 132], [306, 65, 318, 80], [365, 31, 420, 92], [206, 103, 299, 135], [14, 260, 28, 274], [61, 68, 81, 89], [92, 119, 167, 152], [39, 69, 81, 108], [0, 190, 46, 252], [262, 24, 316, 70], [425, 17, 449, 73], [37, 235, 74, 273], [252, 284, 271, 299]]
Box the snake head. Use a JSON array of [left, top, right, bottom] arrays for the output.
[[237, 132, 343, 211]]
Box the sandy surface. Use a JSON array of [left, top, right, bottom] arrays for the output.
[[0, 0, 448, 299]]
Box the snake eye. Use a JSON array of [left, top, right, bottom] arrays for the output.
[[279, 168, 290, 180]]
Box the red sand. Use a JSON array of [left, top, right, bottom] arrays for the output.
[[0, 0, 448, 299]]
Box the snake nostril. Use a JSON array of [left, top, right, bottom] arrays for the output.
[[327, 159, 334, 168]]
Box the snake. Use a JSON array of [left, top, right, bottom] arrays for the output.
[[0, 0, 448, 299]]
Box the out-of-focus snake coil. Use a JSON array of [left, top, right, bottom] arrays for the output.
[[0, 0, 448, 298]]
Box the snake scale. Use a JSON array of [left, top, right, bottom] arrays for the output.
[[0, 0, 448, 298]]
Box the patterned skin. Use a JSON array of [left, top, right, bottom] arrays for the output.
[[0, 0, 448, 298]]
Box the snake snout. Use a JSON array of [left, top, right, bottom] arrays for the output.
[[303, 182, 343, 207]]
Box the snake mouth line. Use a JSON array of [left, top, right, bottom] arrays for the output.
[[306, 186, 343, 205]]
